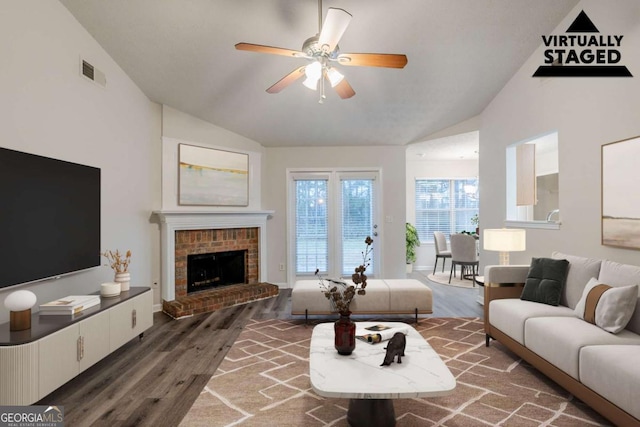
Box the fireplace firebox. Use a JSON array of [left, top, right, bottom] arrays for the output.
[[187, 250, 247, 294]]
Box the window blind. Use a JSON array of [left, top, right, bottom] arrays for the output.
[[341, 179, 374, 275], [295, 179, 328, 274], [415, 178, 478, 241]]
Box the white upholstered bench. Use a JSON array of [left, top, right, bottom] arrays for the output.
[[291, 279, 433, 323]]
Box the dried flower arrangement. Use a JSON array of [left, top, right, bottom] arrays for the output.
[[101, 249, 132, 273], [316, 236, 373, 315]]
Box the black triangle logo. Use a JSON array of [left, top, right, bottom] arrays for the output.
[[566, 10, 599, 33]]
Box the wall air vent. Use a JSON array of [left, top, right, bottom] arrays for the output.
[[80, 58, 106, 88], [82, 60, 94, 80]]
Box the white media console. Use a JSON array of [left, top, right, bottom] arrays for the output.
[[0, 287, 153, 405]]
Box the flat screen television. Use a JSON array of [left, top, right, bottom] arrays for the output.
[[0, 147, 101, 289]]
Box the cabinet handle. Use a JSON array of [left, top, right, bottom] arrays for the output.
[[132, 309, 137, 329], [77, 336, 82, 362], [80, 336, 85, 361]]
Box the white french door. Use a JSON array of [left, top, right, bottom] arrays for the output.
[[289, 169, 381, 282], [337, 172, 378, 277]]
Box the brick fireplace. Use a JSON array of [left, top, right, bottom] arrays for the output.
[[154, 211, 278, 318], [174, 227, 259, 297]]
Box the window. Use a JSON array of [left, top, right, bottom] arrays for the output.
[[415, 178, 478, 241]]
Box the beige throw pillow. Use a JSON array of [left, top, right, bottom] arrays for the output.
[[574, 277, 638, 334]]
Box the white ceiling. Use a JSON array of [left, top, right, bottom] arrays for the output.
[[59, 0, 579, 148], [406, 131, 479, 161]]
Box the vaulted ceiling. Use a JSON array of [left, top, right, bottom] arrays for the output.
[[60, 0, 579, 148]]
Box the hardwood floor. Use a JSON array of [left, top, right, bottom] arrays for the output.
[[410, 270, 484, 318], [40, 274, 483, 426]]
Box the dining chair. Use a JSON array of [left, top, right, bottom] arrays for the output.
[[449, 233, 479, 285], [433, 231, 452, 274]]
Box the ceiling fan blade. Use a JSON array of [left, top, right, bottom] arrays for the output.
[[235, 42, 305, 58], [318, 8, 352, 52], [266, 66, 307, 94], [337, 53, 408, 68], [333, 78, 355, 99]]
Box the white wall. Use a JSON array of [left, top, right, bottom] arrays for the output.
[[0, 1, 161, 321], [480, 0, 640, 267], [265, 146, 407, 285], [406, 158, 479, 272]]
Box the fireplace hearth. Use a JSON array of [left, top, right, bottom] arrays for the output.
[[187, 250, 247, 293]]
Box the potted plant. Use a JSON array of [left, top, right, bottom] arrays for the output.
[[316, 236, 373, 356], [471, 213, 479, 234], [405, 223, 420, 273]]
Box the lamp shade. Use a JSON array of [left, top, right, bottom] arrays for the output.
[[326, 68, 344, 87], [305, 61, 322, 79], [483, 228, 526, 252], [4, 290, 37, 312], [303, 62, 322, 90], [302, 77, 319, 90]]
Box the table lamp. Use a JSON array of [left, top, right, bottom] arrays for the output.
[[483, 228, 526, 265], [4, 290, 37, 331]]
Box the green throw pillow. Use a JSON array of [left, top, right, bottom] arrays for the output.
[[521, 257, 570, 306]]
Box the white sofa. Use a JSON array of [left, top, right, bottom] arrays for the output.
[[291, 279, 433, 322], [484, 252, 640, 426]]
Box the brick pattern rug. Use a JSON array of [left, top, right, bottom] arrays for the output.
[[180, 318, 610, 426]]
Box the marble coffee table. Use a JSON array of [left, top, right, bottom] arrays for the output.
[[309, 321, 456, 427]]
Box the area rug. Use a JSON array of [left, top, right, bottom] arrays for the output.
[[424, 271, 477, 289], [180, 318, 609, 427]]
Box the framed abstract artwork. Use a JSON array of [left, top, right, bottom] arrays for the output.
[[602, 135, 640, 249], [178, 144, 249, 206]]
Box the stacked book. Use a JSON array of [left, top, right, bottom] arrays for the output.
[[356, 324, 409, 344], [39, 295, 101, 316]]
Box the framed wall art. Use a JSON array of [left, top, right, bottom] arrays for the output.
[[602, 135, 640, 249], [178, 144, 249, 206]]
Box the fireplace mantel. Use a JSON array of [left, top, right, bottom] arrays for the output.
[[153, 210, 274, 301]]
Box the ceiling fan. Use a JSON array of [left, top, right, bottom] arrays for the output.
[[235, 0, 408, 102]]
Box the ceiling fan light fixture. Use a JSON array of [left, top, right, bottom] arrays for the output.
[[302, 76, 319, 91], [305, 61, 322, 79], [303, 62, 322, 90], [235, 0, 406, 100], [326, 68, 344, 87]]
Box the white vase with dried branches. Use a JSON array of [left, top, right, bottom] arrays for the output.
[[102, 250, 132, 291]]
